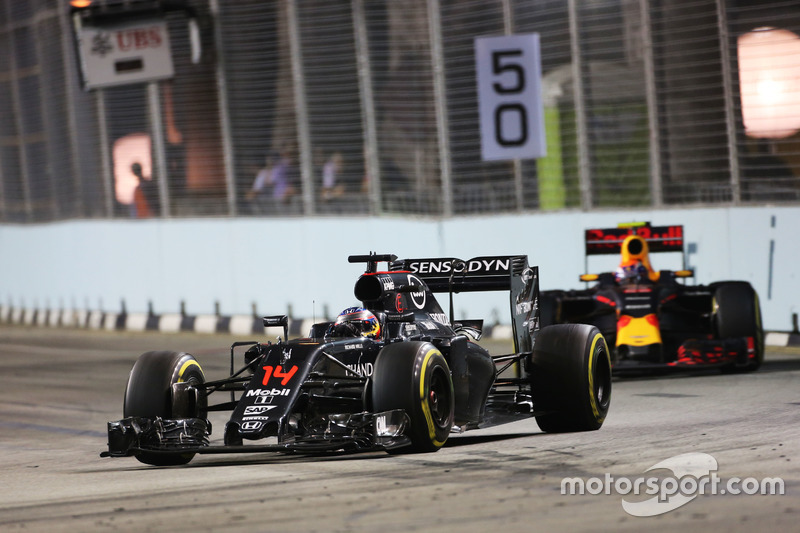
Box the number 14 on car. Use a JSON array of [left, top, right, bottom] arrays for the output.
[[474, 33, 546, 161]]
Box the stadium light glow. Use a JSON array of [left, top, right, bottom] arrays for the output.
[[739, 27, 800, 139]]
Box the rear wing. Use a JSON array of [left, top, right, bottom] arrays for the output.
[[391, 256, 539, 353], [584, 223, 684, 255]]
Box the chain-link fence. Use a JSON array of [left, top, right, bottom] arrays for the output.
[[1, 0, 799, 223]]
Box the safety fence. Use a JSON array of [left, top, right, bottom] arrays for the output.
[[1, 0, 799, 223]]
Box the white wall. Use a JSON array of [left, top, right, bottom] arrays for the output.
[[0, 206, 797, 330]]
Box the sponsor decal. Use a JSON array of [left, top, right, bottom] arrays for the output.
[[246, 388, 291, 397], [429, 313, 450, 326], [521, 267, 534, 283], [241, 421, 262, 431], [345, 362, 374, 377], [516, 301, 533, 314], [242, 416, 272, 421], [408, 258, 511, 275], [395, 293, 405, 313], [419, 320, 438, 331], [379, 276, 395, 291], [407, 274, 427, 309], [344, 344, 361, 350], [254, 395, 276, 404], [244, 405, 277, 416], [262, 365, 298, 387], [585, 225, 684, 255]]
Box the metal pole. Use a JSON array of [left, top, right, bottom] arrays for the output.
[[716, 0, 741, 204], [95, 89, 114, 218], [287, 0, 315, 216], [209, 0, 238, 216], [352, 0, 382, 215], [61, 9, 85, 216], [568, 0, 592, 210], [6, 13, 33, 219], [428, 0, 452, 217], [148, 82, 171, 217], [640, 0, 663, 207], [502, 0, 524, 212]]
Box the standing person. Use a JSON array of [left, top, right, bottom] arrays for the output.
[[246, 152, 278, 214], [321, 151, 344, 201], [130, 162, 158, 218], [270, 148, 297, 206]]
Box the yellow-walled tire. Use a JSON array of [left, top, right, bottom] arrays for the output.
[[123, 351, 206, 466], [372, 341, 454, 453], [529, 324, 612, 433]]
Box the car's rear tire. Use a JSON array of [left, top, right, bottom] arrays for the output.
[[713, 282, 764, 371], [124, 351, 206, 466], [372, 341, 454, 453], [528, 324, 612, 433]]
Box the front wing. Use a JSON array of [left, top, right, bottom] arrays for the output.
[[101, 409, 412, 459]]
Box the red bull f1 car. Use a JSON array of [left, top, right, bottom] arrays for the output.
[[102, 253, 612, 466], [539, 223, 764, 373]]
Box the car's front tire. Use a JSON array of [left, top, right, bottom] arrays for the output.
[[372, 341, 454, 453], [124, 351, 206, 466]]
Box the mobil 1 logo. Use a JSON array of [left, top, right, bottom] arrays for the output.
[[474, 33, 546, 161]]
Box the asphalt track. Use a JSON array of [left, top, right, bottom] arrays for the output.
[[0, 325, 798, 532]]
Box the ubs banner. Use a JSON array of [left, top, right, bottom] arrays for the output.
[[474, 33, 546, 161], [74, 18, 174, 89]]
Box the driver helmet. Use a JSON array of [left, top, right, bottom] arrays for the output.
[[615, 261, 648, 282], [326, 307, 381, 338]]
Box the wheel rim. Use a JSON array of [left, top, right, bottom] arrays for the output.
[[594, 345, 612, 411], [428, 368, 452, 428]]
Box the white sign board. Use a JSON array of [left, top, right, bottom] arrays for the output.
[[475, 33, 546, 161], [76, 18, 173, 89]]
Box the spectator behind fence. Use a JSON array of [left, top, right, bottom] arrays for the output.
[[246, 152, 278, 214], [321, 151, 344, 201], [130, 162, 159, 218]]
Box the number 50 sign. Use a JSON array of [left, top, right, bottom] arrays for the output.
[[474, 34, 546, 161]]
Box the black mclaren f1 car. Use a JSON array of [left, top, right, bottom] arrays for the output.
[[539, 223, 764, 373], [102, 253, 612, 466]]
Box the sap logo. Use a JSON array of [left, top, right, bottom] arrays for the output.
[[345, 362, 374, 377], [241, 421, 262, 431], [430, 313, 450, 326], [244, 405, 277, 416], [246, 388, 291, 397], [244, 406, 275, 415]]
